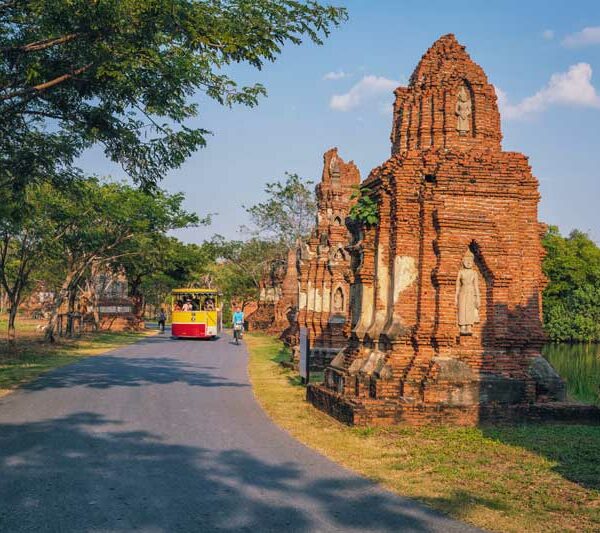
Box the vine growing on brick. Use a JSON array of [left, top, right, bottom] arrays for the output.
[[349, 186, 379, 226]]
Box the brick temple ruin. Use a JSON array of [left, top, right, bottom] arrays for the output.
[[246, 259, 286, 332], [293, 149, 361, 369], [245, 250, 299, 339], [308, 34, 599, 426], [268, 247, 299, 343]]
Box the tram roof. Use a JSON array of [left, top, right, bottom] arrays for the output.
[[171, 288, 221, 295]]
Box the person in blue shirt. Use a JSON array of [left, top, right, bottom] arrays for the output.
[[232, 307, 244, 326], [232, 307, 245, 344]]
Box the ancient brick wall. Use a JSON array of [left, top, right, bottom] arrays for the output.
[[294, 148, 361, 369], [309, 34, 592, 426]]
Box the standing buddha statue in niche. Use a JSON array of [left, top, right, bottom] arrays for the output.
[[455, 86, 471, 134], [455, 250, 480, 335], [333, 287, 344, 314]]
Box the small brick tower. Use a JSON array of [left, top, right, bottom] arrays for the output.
[[308, 34, 578, 426], [294, 148, 361, 369], [246, 259, 285, 332], [268, 247, 299, 342]]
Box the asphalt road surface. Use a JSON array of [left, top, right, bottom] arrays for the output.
[[0, 332, 480, 532]]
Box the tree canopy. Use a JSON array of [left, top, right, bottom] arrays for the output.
[[1, 0, 347, 193], [0, 178, 200, 341], [542, 226, 600, 342], [245, 172, 316, 248]]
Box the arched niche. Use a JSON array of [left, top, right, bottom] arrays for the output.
[[332, 286, 345, 314], [455, 80, 476, 137], [456, 240, 493, 342], [334, 247, 346, 262]]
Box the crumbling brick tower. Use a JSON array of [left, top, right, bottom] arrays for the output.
[[308, 34, 572, 426], [294, 148, 361, 369], [246, 259, 285, 332], [268, 247, 299, 342]]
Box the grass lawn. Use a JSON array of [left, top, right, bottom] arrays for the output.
[[246, 333, 600, 533], [0, 316, 153, 396]]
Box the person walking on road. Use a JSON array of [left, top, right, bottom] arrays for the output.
[[157, 309, 167, 333]]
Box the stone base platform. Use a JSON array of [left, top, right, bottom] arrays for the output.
[[309, 347, 342, 371], [307, 384, 600, 427]]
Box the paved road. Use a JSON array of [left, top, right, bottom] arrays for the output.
[[0, 333, 480, 532]]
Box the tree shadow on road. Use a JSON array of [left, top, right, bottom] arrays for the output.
[[0, 412, 462, 532], [20, 355, 248, 391]]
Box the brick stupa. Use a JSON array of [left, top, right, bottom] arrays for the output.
[[293, 149, 361, 369], [307, 35, 596, 426], [246, 259, 285, 332], [268, 247, 299, 343]]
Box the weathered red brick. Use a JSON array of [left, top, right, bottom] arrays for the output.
[[309, 34, 597, 426]]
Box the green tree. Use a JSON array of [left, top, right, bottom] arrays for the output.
[[119, 236, 219, 318], [37, 179, 198, 341], [542, 226, 600, 342], [212, 238, 283, 312], [245, 172, 316, 248], [0, 193, 51, 343], [1, 0, 347, 193]]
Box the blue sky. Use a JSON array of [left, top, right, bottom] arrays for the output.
[[79, 0, 600, 244]]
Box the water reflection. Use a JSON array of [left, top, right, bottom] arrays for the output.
[[543, 344, 600, 406]]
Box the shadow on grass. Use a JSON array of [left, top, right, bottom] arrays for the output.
[[0, 331, 148, 359], [271, 346, 291, 365], [420, 489, 510, 519], [482, 424, 600, 491], [0, 412, 455, 532]]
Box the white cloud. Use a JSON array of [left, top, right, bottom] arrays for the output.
[[330, 75, 399, 112], [562, 26, 600, 48], [323, 70, 348, 81], [496, 63, 600, 120], [542, 29, 554, 40]]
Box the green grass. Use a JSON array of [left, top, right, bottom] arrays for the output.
[[543, 343, 600, 406], [246, 333, 600, 533], [0, 316, 152, 395]]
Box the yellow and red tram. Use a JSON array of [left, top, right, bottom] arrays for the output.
[[171, 288, 222, 339]]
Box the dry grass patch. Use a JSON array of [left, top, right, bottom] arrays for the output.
[[0, 316, 153, 396], [246, 333, 600, 533]]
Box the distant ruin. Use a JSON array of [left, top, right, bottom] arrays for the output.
[[268, 248, 299, 345], [293, 149, 360, 369], [246, 259, 286, 332]]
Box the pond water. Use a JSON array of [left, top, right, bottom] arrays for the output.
[[543, 343, 600, 406]]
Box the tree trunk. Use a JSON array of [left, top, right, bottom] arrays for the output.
[[92, 294, 100, 331], [5, 284, 25, 346], [141, 296, 147, 320], [86, 262, 101, 331], [45, 275, 75, 342], [129, 277, 144, 320], [7, 304, 17, 345], [0, 289, 7, 314], [66, 288, 77, 337]]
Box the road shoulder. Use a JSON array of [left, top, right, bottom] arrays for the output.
[[245, 333, 600, 533]]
